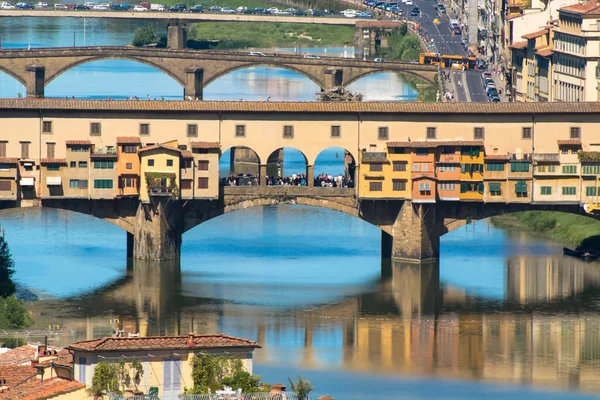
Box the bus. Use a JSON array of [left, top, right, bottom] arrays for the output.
[[419, 53, 478, 69]]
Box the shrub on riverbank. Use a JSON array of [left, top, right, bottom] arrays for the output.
[[188, 22, 355, 48], [491, 211, 600, 249]]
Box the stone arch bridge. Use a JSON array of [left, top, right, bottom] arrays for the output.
[[0, 47, 438, 99], [14, 186, 583, 262]]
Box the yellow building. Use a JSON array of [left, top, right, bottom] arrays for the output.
[[0, 157, 19, 201], [190, 141, 221, 200], [459, 144, 484, 201], [40, 158, 67, 198], [139, 141, 182, 203], [483, 155, 509, 202], [579, 151, 600, 205], [68, 334, 260, 397], [359, 150, 390, 199]]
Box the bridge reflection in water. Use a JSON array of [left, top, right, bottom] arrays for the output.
[[29, 254, 600, 393]]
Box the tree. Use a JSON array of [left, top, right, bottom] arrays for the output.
[[399, 23, 408, 36], [0, 236, 16, 298], [190, 353, 262, 394], [132, 24, 159, 47], [288, 375, 314, 400], [0, 296, 32, 329], [222, 370, 261, 393], [89, 360, 144, 396]]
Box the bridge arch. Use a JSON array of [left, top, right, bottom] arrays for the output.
[[265, 147, 309, 183], [345, 69, 436, 87], [220, 145, 261, 182], [45, 56, 186, 87], [204, 63, 326, 91], [313, 147, 357, 187], [0, 67, 26, 87]]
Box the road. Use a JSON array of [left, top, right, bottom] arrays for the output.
[[409, 0, 464, 55]]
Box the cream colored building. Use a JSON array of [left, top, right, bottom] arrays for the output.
[[139, 141, 182, 203], [68, 334, 259, 397]]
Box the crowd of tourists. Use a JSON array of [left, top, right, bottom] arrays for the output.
[[222, 173, 354, 188]]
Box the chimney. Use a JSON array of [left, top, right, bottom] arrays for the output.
[[187, 332, 195, 348]]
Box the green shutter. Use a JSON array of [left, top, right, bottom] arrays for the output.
[[515, 181, 527, 193], [586, 186, 597, 196], [478, 183, 484, 193], [489, 183, 501, 191], [460, 183, 467, 193]]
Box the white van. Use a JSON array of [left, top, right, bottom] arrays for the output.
[[449, 19, 459, 29]]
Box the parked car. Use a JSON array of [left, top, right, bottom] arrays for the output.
[[208, 4, 220, 10], [272, 9, 289, 14], [0, 2, 16, 9], [453, 27, 461, 35], [304, 54, 320, 59], [490, 96, 500, 102], [35, 1, 47, 6], [235, 5, 245, 12], [54, 3, 67, 9], [410, 6, 419, 15], [74, 4, 89, 9], [294, 9, 305, 15], [17, 2, 34, 8], [189, 4, 203, 12], [405, 0, 413, 6], [219, 7, 234, 13], [168, 3, 185, 11], [111, 4, 126, 10], [307, 9, 322, 16], [253, 7, 264, 13], [356, 11, 372, 18], [248, 51, 266, 56], [133, 4, 147, 11], [373, 58, 386, 62], [265, 6, 277, 13], [92, 4, 107, 10]]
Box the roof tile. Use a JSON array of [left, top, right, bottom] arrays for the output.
[[67, 334, 260, 352], [522, 29, 548, 39], [484, 154, 510, 160], [40, 158, 66, 164], [509, 41, 528, 49], [116, 136, 142, 144], [181, 150, 194, 159], [0, 158, 18, 164], [65, 140, 91, 146], [557, 139, 582, 146], [560, 0, 600, 15], [0, 377, 85, 400], [0, 365, 36, 385], [90, 152, 118, 159], [190, 142, 220, 150], [387, 140, 484, 148]]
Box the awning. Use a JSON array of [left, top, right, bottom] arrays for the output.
[[515, 181, 527, 193], [19, 178, 34, 186], [489, 183, 501, 191], [46, 177, 62, 186]]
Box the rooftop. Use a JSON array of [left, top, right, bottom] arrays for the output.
[[90, 152, 118, 159], [0, 99, 600, 115], [557, 139, 582, 146], [560, 0, 600, 15], [0, 158, 18, 164], [65, 140, 91, 146], [0, 377, 85, 400], [138, 143, 182, 154], [387, 140, 484, 148], [522, 29, 548, 39], [0, 364, 35, 385], [484, 154, 510, 160], [67, 333, 260, 352], [509, 41, 528, 50], [535, 47, 554, 57], [190, 141, 220, 150], [116, 136, 142, 144], [40, 158, 66, 165]]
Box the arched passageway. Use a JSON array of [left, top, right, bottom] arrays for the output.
[[204, 66, 320, 101], [314, 147, 357, 188], [220, 146, 261, 186], [45, 59, 182, 100], [0, 71, 26, 98], [346, 72, 418, 101], [265, 147, 308, 186]]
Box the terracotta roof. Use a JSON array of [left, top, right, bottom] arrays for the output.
[[190, 141, 220, 149], [90, 152, 118, 159], [560, 1, 600, 15], [116, 136, 142, 144], [68, 334, 260, 352], [509, 41, 528, 50], [536, 47, 554, 57], [0, 365, 35, 386], [506, 12, 522, 20], [40, 158, 66, 164], [387, 140, 484, 148], [0, 377, 85, 400], [0, 158, 18, 164], [412, 174, 437, 180], [181, 150, 194, 159], [138, 144, 182, 154], [65, 140, 91, 146], [557, 139, 582, 146], [3, 99, 600, 115], [522, 29, 548, 40], [484, 154, 510, 160]]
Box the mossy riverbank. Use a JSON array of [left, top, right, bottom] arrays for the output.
[[491, 211, 600, 250]]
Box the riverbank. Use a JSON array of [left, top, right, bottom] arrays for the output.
[[188, 22, 355, 48], [491, 211, 600, 250]]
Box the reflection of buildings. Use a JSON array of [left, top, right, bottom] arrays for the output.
[[27, 256, 600, 393]]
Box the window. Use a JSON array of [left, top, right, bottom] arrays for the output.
[[139, 123, 150, 136], [166, 159, 173, 167], [421, 163, 428, 172], [419, 182, 431, 194], [90, 122, 101, 136], [393, 162, 406, 171], [474, 127, 484, 140], [78, 357, 86, 384], [47, 164, 60, 171], [461, 147, 481, 157], [515, 181, 528, 197], [438, 164, 456, 172], [20, 142, 30, 159], [562, 165, 577, 174], [586, 186, 597, 196], [378, 127, 389, 140], [369, 181, 383, 191], [42, 120, 52, 134], [162, 359, 182, 395], [416, 149, 429, 156], [235, 125, 246, 137], [331, 125, 341, 138], [187, 124, 198, 137], [198, 177, 209, 189], [123, 145, 137, 153], [70, 179, 87, 189], [369, 163, 383, 172], [120, 177, 136, 188], [439, 182, 456, 191], [522, 127, 532, 139], [198, 161, 209, 171], [583, 164, 600, 174], [540, 186, 552, 195], [486, 163, 505, 171], [461, 182, 484, 193], [562, 186, 577, 195], [70, 161, 76, 168], [283, 125, 294, 138], [181, 179, 192, 190], [183, 159, 192, 169], [126, 163, 132, 170], [412, 163, 419, 171], [70, 145, 88, 153], [0, 164, 9, 172], [94, 179, 113, 189], [461, 164, 483, 174], [426, 127, 436, 139], [570, 126, 581, 139], [0, 142, 6, 158], [94, 160, 114, 169], [148, 159, 154, 167], [392, 180, 406, 191], [489, 182, 501, 196], [46, 143, 55, 159], [79, 161, 87, 168], [537, 165, 557, 173], [511, 162, 530, 172], [0, 180, 11, 191]]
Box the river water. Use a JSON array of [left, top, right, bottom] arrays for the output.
[[0, 16, 599, 400]]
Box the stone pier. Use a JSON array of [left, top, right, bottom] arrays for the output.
[[133, 198, 183, 260]]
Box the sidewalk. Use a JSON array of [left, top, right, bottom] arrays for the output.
[[486, 63, 509, 102]]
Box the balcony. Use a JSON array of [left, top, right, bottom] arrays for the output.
[[508, 153, 532, 161], [438, 154, 461, 163], [532, 153, 559, 163]]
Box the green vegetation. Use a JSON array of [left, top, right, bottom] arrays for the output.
[[401, 73, 438, 102], [161, 0, 345, 11], [132, 24, 167, 47], [0, 236, 32, 332], [385, 30, 422, 63], [491, 211, 600, 250], [578, 151, 600, 162], [288, 375, 314, 400], [188, 353, 262, 393], [0, 236, 16, 298], [90, 360, 144, 396], [1, 337, 26, 348], [188, 22, 354, 48]]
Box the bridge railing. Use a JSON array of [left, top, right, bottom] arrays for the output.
[[223, 186, 356, 197]]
